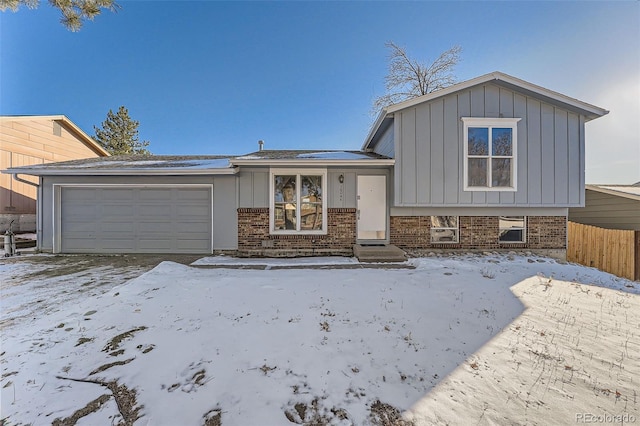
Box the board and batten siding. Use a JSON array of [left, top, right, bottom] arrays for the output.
[[238, 167, 389, 209], [569, 190, 640, 230], [394, 83, 585, 207], [39, 175, 238, 252], [369, 123, 395, 158]]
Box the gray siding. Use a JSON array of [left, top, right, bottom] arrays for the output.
[[39, 175, 238, 252], [370, 123, 394, 157], [394, 82, 586, 208], [239, 168, 269, 208], [238, 167, 390, 209], [569, 190, 640, 230]]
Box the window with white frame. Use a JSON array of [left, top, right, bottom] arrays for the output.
[[499, 216, 526, 243], [270, 170, 326, 234], [430, 216, 459, 243], [463, 118, 520, 191]]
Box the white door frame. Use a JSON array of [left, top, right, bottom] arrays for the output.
[[356, 175, 387, 243]]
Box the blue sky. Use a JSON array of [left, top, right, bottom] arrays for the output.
[[1, 1, 638, 183]]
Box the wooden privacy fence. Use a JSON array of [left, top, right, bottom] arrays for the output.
[[567, 221, 640, 281]]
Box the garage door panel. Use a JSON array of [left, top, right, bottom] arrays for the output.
[[63, 188, 99, 201], [60, 186, 212, 254], [103, 205, 135, 217], [102, 189, 136, 200], [101, 222, 136, 233], [138, 204, 173, 217], [176, 239, 210, 250], [178, 189, 211, 200], [139, 189, 173, 201], [101, 239, 137, 250]]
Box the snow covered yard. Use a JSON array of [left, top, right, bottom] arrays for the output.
[[1, 254, 638, 425]]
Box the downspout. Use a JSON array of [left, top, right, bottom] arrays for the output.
[[13, 173, 40, 250]]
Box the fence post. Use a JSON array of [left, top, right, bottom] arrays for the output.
[[635, 231, 640, 281]]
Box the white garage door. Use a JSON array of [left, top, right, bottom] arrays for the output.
[[60, 186, 212, 254]]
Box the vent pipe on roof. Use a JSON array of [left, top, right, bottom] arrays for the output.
[[258, 140, 264, 151]]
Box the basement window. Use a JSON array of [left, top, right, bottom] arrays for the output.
[[499, 216, 526, 243], [270, 170, 327, 234], [430, 216, 459, 243], [462, 117, 520, 191]]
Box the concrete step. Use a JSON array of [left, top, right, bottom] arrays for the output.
[[353, 244, 407, 263]]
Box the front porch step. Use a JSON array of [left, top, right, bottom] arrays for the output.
[[353, 244, 407, 263]]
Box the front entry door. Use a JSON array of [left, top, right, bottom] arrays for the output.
[[357, 175, 386, 241]]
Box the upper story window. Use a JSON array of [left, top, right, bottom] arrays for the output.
[[270, 170, 326, 234], [462, 118, 521, 191]]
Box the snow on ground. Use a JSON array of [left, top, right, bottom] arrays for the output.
[[1, 254, 638, 425]]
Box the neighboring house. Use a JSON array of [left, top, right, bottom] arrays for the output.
[[0, 115, 109, 232], [569, 183, 640, 230], [2, 72, 608, 258]]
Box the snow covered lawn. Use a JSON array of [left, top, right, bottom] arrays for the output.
[[1, 254, 638, 425]]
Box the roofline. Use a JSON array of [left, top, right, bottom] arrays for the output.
[[361, 110, 389, 151], [229, 159, 395, 167], [0, 115, 110, 157], [362, 71, 609, 150], [2, 167, 239, 176], [585, 184, 640, 201]]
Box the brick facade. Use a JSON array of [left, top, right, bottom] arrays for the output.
[[390, 215, 566, 250], [237, 208, 356, 257], [237, 210, 566, 256]]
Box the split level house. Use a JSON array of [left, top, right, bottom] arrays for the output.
[[1, 72, 608, 258], [0, 115, 109, 232]]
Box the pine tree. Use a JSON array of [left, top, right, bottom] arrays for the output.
[[93, 106, 151, 156], [0, 0, 119, 31]]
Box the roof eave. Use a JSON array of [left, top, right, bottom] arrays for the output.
[[585, 185, 640, 201], [385, 71, 609, 119], [0, 115, 110, 157], [361, 109, 390, 151], [230, 159, 395, 167], [2, 167, 239, 176]]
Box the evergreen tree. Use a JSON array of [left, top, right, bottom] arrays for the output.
[[0, 0, 119, 31], [93, 106, 150, 155]]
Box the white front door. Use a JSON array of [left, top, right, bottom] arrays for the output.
[[357, 175, 386, 241]]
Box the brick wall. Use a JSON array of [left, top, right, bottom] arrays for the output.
[[391, 215, 566, 250], [237, 208, 356, 256]]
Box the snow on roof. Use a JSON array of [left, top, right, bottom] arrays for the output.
[[3, 155, 236, 176], [295, 151, 375, 160]]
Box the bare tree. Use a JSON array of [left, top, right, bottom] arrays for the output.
[[372, 42, 462, 112], [0, 0, 119, 31]]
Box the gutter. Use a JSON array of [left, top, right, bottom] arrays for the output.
[[13, 173, 39, 188], [12, 174, 42, 251], [2, 167, 239, 176]]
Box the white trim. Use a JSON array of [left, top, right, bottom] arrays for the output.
[[53, 184, 214, 254], [269, 169, 327, 235], [362, 71, 608, 151], [462, 117, 520, 192]]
